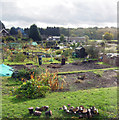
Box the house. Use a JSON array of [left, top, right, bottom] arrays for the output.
[[69, 37, 86, 43], [0, 29, 9, 37], [47, 36, 60, 41]]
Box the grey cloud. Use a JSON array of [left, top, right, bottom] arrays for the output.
[[1, 0, 117, 28]]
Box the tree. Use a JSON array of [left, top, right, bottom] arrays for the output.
[[103, 32, 114, 40], [29, 24, 42, 41], [17, 30, 22, 39], [85, 45, 100, 58], [60, 34, 65, 42], [10, 27, 18, 35]]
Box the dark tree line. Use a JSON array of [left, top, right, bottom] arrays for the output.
[[39, 27, 60, 36], [2, 19, 117, 41]]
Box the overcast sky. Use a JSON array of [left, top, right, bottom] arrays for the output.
[[0, 0, 118, 28]]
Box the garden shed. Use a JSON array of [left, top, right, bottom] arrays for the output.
[[75, 46, 87, 58]]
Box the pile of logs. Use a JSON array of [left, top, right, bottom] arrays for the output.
[[59, 105, 99, 119], [28, 104, 99, 118], [28, 106, 52, 117]]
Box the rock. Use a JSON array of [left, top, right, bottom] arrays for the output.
[[45, 110, 52, 116], [82, 108, 87, 114], [28, 107, 34, 115], [77, 75, 85, 80], [40, 106, 49, 111], [35, 107, 41, 111], [63, 105, 67, 111], [75, 80, 81, 83], [87, 108, 93, 118], [34, 111, 42, 116]]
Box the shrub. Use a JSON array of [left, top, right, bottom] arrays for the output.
[[54, 56, 68, 61], [13, 69, 66, 99], [55, 50, 62, 55], [6, 36, 16, 42], [37, 69, 66, 91], [12, 68, 43, 80], [54, 56, 61, 61], [61, 49, 73, 57], [10, 53, 27, 62], [85, 45, 100, 59], [14, 79, 50, 98]]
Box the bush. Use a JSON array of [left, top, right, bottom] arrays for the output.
[[9, 53, 27, 62], [54, 56, 68, 61], [12, 69, 31, 80], [85, 45, 100, 59], [6, 36, 16, 42], [13, 69, 66, 99], [37, 69, 66, 91], [12, 68, 43, 80], [54, 56, 61, 61], [14, 80, 50, 99], [55, 50, 62, 55], [61, 49, 73, 57]]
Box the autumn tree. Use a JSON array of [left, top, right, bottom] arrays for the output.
[[103, 32, 114, 40]]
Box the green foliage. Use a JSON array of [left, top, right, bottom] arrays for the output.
[[85, 45, 100, 58], [11, 53, 26, 62], [2, 84, 117, 119], [14, 79, 50, 98], [55, 50, 62, 55], [12, 69, 31, 80], [5, 36, 16, 42], [100, 41, 105, 47], [10, 27, 18, 35], [103, 32, 114, 40], [17, 30, 22, 39], [60, 34, 65, 42], [54, 56, 68, 61], [61, 49, 73, 57], [2, 36, 6, 42], [12, 68, 43, 80], [54, 56, 61, 61], [29, 24, 42, 41]]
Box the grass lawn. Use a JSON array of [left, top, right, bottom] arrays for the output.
[[2, 77, 118, 119]]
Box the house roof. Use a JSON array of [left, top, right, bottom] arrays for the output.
[[0, 29, 9, 34]]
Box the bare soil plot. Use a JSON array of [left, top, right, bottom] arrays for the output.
[[59, 70, 117, 91], [10, 63, 117, 91]]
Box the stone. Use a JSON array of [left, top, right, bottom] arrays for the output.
[[28, 107, 34, 115], [34, 111, 42, 116]]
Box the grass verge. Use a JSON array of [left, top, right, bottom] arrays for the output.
[[2, 77, 118, 119]]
